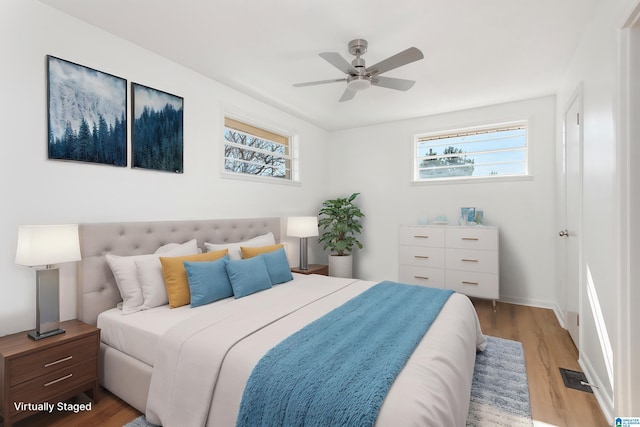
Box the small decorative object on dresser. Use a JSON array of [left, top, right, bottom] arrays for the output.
[[291, 264, 329, 276], [0, 320, 100, 427], [399, 225, 499, 307]]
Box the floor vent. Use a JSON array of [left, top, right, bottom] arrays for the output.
[[559, 368, 593, 393]]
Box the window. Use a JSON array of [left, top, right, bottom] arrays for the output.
[[223, 117, 293, 180], [414, 123, 528, 181]]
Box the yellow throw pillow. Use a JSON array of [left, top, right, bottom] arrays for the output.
[[241, 244, 284, 259], [160, 249, 228, 308]]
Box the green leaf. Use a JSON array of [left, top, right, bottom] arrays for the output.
[[317, 193, 364, 255]]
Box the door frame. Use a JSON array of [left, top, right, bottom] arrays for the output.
[[616, 1, 640, 414]]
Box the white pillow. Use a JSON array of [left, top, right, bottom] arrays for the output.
[[136, 240, 200, 309], [106, 239, 199, 314], [204, 232, 276, 260]]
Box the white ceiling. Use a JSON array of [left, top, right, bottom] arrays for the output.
[[40, 0, 598, 131]]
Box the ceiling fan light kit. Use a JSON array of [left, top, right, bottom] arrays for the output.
[[347, 75, 371, 92], [294, 38, 424, 102]]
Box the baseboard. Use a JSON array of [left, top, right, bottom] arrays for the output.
[[552, 303, 566, 329], [497, 295, 556, 310], [579, 354, 614, 425], [498, 297, 567, 333]]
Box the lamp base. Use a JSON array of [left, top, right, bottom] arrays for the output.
[[299, 237, 309, 270], [28, 328, 65, 340]]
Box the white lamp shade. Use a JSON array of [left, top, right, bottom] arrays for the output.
[[15, 224, 81, 267], [287, 217, 319, 238]]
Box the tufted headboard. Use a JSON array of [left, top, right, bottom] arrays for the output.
[[77, 218, 281, 326]]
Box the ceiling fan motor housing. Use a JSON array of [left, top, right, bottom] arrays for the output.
[[348, 39, 368, 56]]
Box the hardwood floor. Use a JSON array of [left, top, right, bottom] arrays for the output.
[[1, 301, 609, 427], [473, 299, 609, 426]]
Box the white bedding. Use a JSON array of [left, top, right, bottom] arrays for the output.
[[131, 275, 486, 427], [98, 293, 237, 366], [97, 273, 321, 366]]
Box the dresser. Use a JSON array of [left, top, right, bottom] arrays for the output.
[[399, 225, 499, 304], [0, 320, 100, 427]]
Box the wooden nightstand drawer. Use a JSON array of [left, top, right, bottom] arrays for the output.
[[291, 264, 329, 276], [0, 320, 100, 427], [8, 358, 97, 417], [8, 335, 97, 387]]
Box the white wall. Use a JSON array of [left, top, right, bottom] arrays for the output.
[[327, 96, 557, 307], [555, 0, 640, 417], [0, 0, 329, 336]]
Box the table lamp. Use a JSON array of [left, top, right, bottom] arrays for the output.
[[287, 217, 318, 271], [15, 224, 81, 340]]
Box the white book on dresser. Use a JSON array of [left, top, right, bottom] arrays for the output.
[[399, 225, 499, 305]]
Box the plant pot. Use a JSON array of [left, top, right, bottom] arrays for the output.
[[329, 254, 353, 278]]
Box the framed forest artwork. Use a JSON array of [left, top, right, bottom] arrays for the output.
[[47, 55, 127, 166], [131, 83, 184, 173]]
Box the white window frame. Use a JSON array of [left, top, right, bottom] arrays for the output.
[[222, 113, 299, 185], [412, 121, 531, 184]]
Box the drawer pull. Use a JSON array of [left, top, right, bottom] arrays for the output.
[[44, 355, 73, 368], [414, 255, 430, 259], [414, 235, 429, 239], [462, 281, 479, 285], [414, 275, 429, 280], [44, 373, 73, 387], [462, 258, 479, 262], [462, 237, 479, 241]]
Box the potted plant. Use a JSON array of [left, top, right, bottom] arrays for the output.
[[318, 192, 364, 278]]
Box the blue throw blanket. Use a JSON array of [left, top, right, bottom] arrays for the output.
[[236, 281, 454, 427]]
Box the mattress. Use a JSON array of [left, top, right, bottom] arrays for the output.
[[96, 273, 320, 366], [136, 275, 486, 427]]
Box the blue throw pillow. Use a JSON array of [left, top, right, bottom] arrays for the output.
[[225, 256, 272, 298], [184, 255, 233, 307], [261, 248, 293, 285]]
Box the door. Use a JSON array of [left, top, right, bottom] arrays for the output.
[[563, 89, 582, 347]]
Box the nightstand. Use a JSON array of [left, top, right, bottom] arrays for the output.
[[0, 320, 100, 427], [291, 264, 329, 276]]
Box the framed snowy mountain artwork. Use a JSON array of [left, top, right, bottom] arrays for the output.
[[47, 55, 127, 166], [131, 83, 184, 173]]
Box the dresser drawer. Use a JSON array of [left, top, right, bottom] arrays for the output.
[[399, 246, 445, 268], [7, 335, 97, 387], [8, 358, 97, 417], [446, 270, 499, 299], [399, 266, 446, 288], [445, 248, 498, 274], [445, 227, 498, 250], [399, 226, 445, 247]]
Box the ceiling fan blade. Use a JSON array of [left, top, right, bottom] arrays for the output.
[[293, 78, 347, 87], [338, 88, 357, 102], [371, 76, 416, 91], [365, 47, 424, 76], [319, 52, 358, 75]]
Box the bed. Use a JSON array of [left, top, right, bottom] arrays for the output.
[[77, 218, 486, 427]]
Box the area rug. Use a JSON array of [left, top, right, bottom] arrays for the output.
[[124, 335, 532, 427], [466, 335, 533, 426]]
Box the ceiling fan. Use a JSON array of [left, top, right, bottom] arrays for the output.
[[293, 39, 424, 102]]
